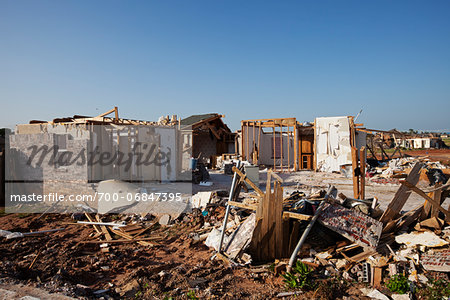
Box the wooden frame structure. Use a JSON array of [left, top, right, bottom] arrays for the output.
[[240, 118, 314, 172], [357, 128, 406, 161]]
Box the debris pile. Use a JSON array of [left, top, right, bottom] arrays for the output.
[[367, 156, 449, 185], [1, 161, 449, 299], [198, 161, 450, 299]]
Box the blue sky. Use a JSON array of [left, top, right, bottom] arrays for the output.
[[1, 0, 449, 132]]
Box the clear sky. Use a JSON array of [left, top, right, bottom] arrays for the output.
[[1, 0, 449, 132]]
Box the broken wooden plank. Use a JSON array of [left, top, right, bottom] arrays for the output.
[[379, 162, 422, 224], [232, 166, 264, 197], [110, 228, 153, 247], [80, 237, 160, 244], [431, 184, 443, 218], [283, 211, 312, 221], [372, 267, 382, 288], [84, 213, 102, 234], [351, 146, 360, 198], [402, 181, 450, 221], [275, 181, 284, 258], [228, 200, 258, 211], [359, 147, 366, 200], [28, 251, 41, 269], [95, 215, 113, 241]]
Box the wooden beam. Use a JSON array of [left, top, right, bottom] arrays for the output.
[[257, 122, 262, 165], [294, 125, 298, 171], [110, 228, 154, 247], [273, 125, 276, 170], [283, 211, 312, 221], [114, 106, 119, 121], [431, 184, 443, 218], [287, 126, 290, 171], [228, 200, 258, 211], [241, 122, 245, 160], [232, 166, 264, 197], [280, 124, 283, 172], [206, 122, 221, 140], [95, 214, 112, 241], [359, 147, 366, 199], [379, 163, 422, 224], [84, 213, 101, 234], [96, 107, 116, 118], [351, 147, 360, 198], [403, 181, 450, 221]]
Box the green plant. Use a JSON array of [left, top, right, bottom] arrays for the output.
[[386, 274, 410, 294], [420, 278, 450, 299], [268, 262, 276, 273], [282, 261, 315, 290], [186, 289, 198, 300]]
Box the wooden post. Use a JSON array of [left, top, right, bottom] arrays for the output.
[[241, 122, 245, 160], [294, 124, 298, 171], [287, 126, 290, 172], [313, 121, 317, 171], [257, 122, 262, 165], [246, 123, 249, 161], [351, 146, 360, 199], [280, 124, 283, 172], [114, 106, 119, 121], [273, 125, 276, 170], [359, 147, 366, 200], [252, 123, 256, 163], [275, 181, 284, 258]]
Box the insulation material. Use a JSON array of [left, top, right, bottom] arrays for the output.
[[315, 116, 352, 172], [395, 231, 449, 248]]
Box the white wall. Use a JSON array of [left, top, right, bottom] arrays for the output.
[[315, 116, 366, 172]]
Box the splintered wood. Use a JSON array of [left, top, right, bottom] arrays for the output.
[[249, 176, 285, 261], [318, 202, 383, 249], [379, 162, 422, 224]]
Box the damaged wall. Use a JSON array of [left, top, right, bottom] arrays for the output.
[[315, 116, 366, 173], [8, 123, 183, 196]]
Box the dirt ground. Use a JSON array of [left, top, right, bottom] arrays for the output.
[[0, 211, 378, 300], [1, 153, 449, 299]]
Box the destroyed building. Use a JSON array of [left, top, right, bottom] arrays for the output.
[[7, 108, 192, 198], [180, 113, 236, 166], [239, 116, 366, 172]]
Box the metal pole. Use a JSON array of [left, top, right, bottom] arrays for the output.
[[218, 160, 241, 253], [287, 185, 335, 272], [287, 201, 325, 272]]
